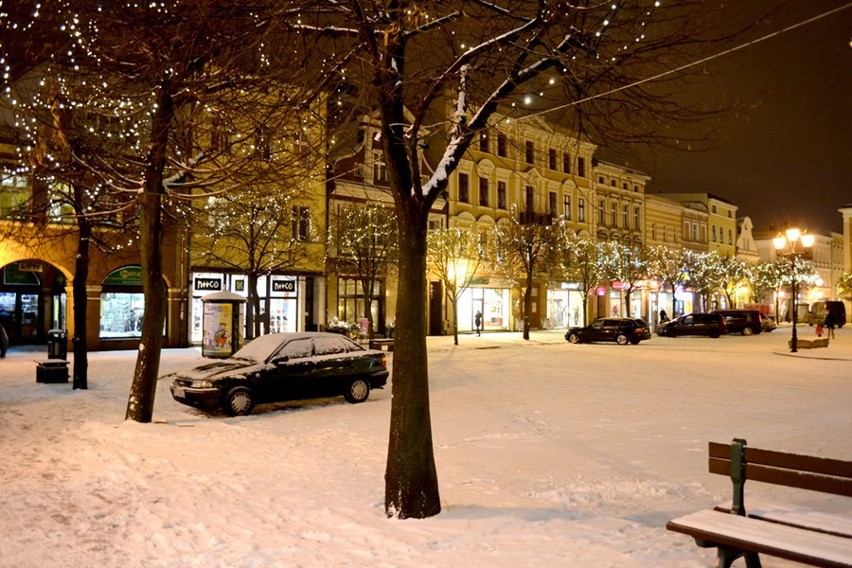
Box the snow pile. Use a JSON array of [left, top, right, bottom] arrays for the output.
[[1, 328, 850, 567]]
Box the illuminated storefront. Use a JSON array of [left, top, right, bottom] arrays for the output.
[[546, 283, 586, 328], [457, 285, 510, 332], [190, 271, 301, 344]]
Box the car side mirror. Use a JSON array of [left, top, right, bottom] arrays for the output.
[[272, 355, 290, 365]]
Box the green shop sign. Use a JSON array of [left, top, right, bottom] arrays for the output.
[[103, 266, 144, 286]]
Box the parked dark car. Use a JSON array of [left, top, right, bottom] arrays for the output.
[[657, 312, 727, 338], [759, 313, 777, 333], [807, 300, 846, 328], [713, 309, 762, 336], [565, 317, 652, 345], [168, 332, 389, 416]]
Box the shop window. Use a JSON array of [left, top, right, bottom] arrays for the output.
[[99, 266, 164, 339]]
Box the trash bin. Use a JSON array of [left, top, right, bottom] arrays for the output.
[[47, 329, 68, 360]]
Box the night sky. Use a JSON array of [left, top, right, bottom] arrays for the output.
[[643, 1, 852, 234]]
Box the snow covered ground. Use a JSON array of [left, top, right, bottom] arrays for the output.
[[1, 326, 850, 568]]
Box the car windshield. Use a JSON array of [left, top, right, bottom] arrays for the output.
[[230, 334, 283, 362]]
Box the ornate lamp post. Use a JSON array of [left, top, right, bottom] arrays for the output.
[[773, 228, 815, 352]]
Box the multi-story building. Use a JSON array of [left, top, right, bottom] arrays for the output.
[[663, 193, 737, 257]]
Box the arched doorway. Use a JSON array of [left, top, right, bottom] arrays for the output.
[[0, 260, 67, 344]]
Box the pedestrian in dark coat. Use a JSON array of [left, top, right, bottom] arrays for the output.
[[824, 311, 837, 340], [474, 311, 482, 336], [0, 323, 8, 358]]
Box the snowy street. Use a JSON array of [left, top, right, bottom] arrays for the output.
[[1, 327, 850, 567]]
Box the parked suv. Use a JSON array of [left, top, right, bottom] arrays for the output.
[[713, 309, 762, 336], [657, 312, 727, 338], [564, 317, 652, 345], [807, 301, 846, 328]]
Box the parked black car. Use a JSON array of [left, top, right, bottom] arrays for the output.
[[657, 312, 727, 338], [712, 309, 762, 336], [565, 317, 652, 345], [807, 300, 846, 328], [168, 332, 389, 416]]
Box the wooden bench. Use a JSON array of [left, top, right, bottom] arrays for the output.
[[368, 338, 394, 352], [667, 439, 852, 567]]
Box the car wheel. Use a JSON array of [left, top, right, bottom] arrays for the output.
[[567, 333, 580, 344], [224, 386, 254, 416], [345, 378, 370, 403], [616, 334, 629, 345], [709, 331, 720, 338], [742, 327, 754, 336]]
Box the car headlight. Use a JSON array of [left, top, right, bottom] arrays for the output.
[[190, 379, 214, 388]]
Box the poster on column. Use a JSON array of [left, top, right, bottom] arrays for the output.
[[203, 302, 233, 357]]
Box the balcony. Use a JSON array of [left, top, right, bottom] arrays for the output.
[[519, 212, 553, 226]]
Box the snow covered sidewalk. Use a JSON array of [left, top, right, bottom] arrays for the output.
[[0, 328, 850, 567]]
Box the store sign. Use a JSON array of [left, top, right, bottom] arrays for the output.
[[272, 279, 296, 293], [18, 261, 43, 273], [103, 266, 143, 287], [195, 278, 222, 292], [560, 282, 581, 290], [596, 286, 606, 296]]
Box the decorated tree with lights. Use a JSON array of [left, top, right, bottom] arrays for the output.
[[427, 226, 485, 345], [286, 0, 760, 518], [560, 236, 607, 325], [494, 210, 568, 339], [4, 0, 300, 422], [749, 259, 786, 317], [329, 201, 398, 339], [838, 273, 852, 303], [719, 255, 753, 308], [0, 74, 142, 390], [600, 241, 649, 317], [685, 251, 726, 311], [647, 245, 691, 318]]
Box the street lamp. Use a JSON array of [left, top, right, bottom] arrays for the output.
[[773, 228, 815, 352]]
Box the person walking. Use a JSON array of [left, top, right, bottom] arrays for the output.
[[0, 323, 8, 358], [824, 311, 837, 340], [659, 309, 669, 323], [474, 311, 482, 336]]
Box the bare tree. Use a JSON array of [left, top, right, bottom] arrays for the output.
[[427, 227, 484, 345], [287, 0, 760, 518]]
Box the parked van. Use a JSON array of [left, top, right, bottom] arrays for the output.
[[712, 309, 762, 336], [808, 301, 846, 328]]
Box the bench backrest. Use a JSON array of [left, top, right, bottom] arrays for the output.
[[709, 439, 852, 515]]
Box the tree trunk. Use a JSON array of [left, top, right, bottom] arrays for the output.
[[71, 217, 90, 390], [450, 294, 459, 346], [523, 270, 534, 341], [384, 205, 440, 519], [126, 86, 172, 423], [248, 273, 261, 338]]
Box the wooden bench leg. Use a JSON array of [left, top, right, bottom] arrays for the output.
[[716, 546, 762, 568]]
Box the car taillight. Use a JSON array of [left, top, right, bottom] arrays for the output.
[[381, 354, 387, 368]]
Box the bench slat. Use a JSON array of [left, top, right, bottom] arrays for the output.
[[709, 457, 852, 497], [667, 509, 852, 567], [750, 508, 852, 540], [710, 442, 852, 479]]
